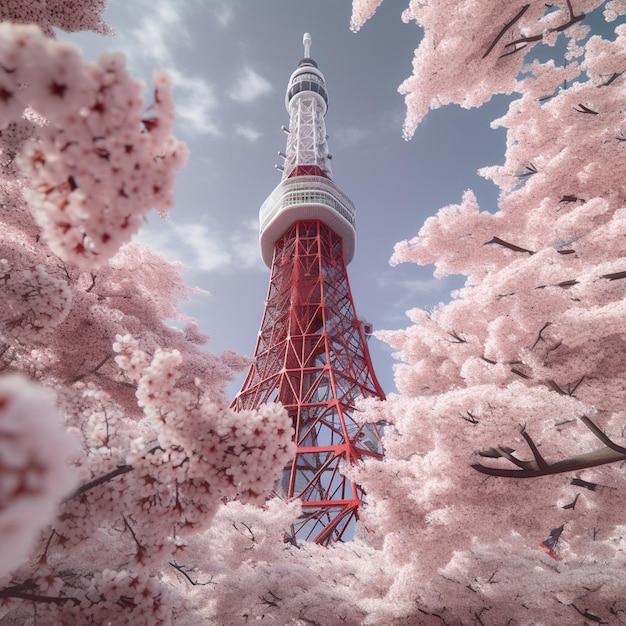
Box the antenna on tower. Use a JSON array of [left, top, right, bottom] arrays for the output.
[[303, 33, 312, 58]]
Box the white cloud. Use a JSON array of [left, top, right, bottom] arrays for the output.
[[125, 0, 187, 65], [169, 69, 220, 135], [229, 67, 272, 103], [136, 219, 264, 273], [397, 278, 447, 296], [333, 126, 372, 147], [230, 219, 263, 268], [104, 0, 218, 136], [173, 223, 232, 271], [213, 3, 235, 27], [369, 272, 458, 322], [235, 124, 262, 142]]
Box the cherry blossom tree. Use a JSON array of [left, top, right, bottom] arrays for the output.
[[0, 4, 292, 624], [76, 2, 625, 624], [3, 0, 626, 624], [343, 0, 626, 623]]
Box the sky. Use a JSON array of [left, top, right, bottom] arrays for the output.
[[62, 0, 510, 396]]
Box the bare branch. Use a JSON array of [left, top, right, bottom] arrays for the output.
[[169, 562, 215, 586], [517, 163, 538, 178], [85, 272, 97, 292], [580, 416, 626, 455], [473, 445, 626, 477], [601, 270, 626, 281], [598, 71, 624, 87], [65, 463, 133, 501], [482, 4, 530, 58], [574, 103, 598, 115], [473, 417, 626, 478], [547, 380, 566, 395], [511, 367, 531, 379], [448, 330, 467, 344], [520, 426, 549, 470], [557, 279, 579, 288], [460, 411, 479, 425], [502, 4, 585, 55], [70, 352, 113, 384], [531, 322, 552, 350], [484, 236, 534, 255], [569, 376, 585, 396], [569, 603, 605, 623], [0, 584, 80, 606], [562, 493, 580, 509], [571, 477, 597, 491]]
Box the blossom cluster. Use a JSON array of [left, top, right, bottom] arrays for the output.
[[0, 0, 113, 37], [115, 335, 295, 510], [346, 1, 626, 623], [0, 22, 187, 268], [0, 256, 72, 344], [0, 376, 78, 578]]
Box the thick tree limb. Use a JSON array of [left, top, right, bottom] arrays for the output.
[[602, 270, 626, 281], [483, 237, 534, 254], [0, 585, 79, 606], [473, 417, 626, 477], [65, 463, 133, 501]]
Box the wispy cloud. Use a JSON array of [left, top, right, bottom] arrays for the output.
[[136, 219, 264, 273], [333, 126, 372, 147], [125, 0, 187, 65], [370, 271, 460, 324], [229, 67, 272, 103], [169, 69, 220, 135], [230, 218, 263, 268], [111, 0, 219, 136], [213, 2, 235, 27], [396, 278, 446, 296], [235, 124, 262, 142]]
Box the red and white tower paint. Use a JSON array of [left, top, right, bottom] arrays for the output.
[[232, 34, 385, 545]]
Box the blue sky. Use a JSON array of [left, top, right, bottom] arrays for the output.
[[63, 0, 509, 395]]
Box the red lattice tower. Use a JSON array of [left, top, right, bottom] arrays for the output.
[[232, 34, 384, 545]]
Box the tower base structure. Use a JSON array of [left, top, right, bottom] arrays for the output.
[[232, 220, 384, 544]]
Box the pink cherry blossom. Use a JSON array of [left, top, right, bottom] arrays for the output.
[[3, 1, 626, 624], [0, 375, 78, 579]]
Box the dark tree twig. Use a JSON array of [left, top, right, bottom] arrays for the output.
[[483, 4, 530, 58]]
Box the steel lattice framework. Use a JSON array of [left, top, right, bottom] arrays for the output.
[[232, 220, 384, 544], [232, 34, 384, 545]]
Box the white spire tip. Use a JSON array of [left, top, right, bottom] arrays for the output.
[[303, 33, 311, 58]]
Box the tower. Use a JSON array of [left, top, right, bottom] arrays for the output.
[[232, 34, 385, 546]]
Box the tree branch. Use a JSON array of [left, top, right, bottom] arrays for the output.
[[0, 585, 79, 606], [483, 4, 530, 59], [531, 322, 552, 350], [473, 416, 626, 477], [483, 236, 534, 254], [65, 463, 133, 501], [599, 71, 623, 87], [169, 562, 215, 586], [502, 4, 585, 56]]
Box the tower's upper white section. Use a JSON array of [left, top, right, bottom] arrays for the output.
[[259, 34, 357, 268]]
